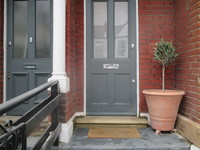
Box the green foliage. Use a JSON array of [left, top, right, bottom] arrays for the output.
[[153, 39, 178, 66], [152, 39, 178, 91]]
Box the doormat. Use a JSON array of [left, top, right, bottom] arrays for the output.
[[88, 127, 141, 138]]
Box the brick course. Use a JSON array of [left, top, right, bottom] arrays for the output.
[[174, 0, 200, 123]]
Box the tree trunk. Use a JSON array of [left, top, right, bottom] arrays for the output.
[[162, 64, 165, 92]]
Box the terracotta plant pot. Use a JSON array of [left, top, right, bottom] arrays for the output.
[[142, 89, 185, 133]]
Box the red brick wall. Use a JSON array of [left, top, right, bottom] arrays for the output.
[[74, 0, 84, 112], [138, 0, 175, 112], [60, 0, 84, 122], [174, 0, 200, 123], [62, 0, 177, 117], [60, 0, 76, 122], [62, 0, 200, 123], [0, 0, 3, 104]]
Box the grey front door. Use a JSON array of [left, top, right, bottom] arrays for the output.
[[7, 0, 52, 115], [86, 0, 137, 115]]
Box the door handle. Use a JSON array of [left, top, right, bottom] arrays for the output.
[[131, 43, 134, 48], [8, 41, 12, 47], [132, 79, 136, 83], [30, 37, 33, 43], [7, 72, 11, 80]]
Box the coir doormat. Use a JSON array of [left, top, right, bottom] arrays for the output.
[[88, 127, 141, 138]]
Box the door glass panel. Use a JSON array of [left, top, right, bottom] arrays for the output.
[[115, 2, 128, 58], [13, 1, 28, 58], [93, 2, 107, 58], [36, 0, 51, 58]]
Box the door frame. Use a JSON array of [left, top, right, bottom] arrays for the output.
[[84, 0, 140, 116]]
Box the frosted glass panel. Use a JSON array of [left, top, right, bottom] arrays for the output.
[[36, 0, 51, 58], [14, 1, 28, 58], [115, 2, 128, 58], [93, 2, 107, 58]]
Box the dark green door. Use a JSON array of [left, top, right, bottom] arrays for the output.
[[7, 0, 52, 115], [86, 0, 137, 115]]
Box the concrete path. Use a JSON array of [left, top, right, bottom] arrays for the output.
[[53, 127, 190, 150]]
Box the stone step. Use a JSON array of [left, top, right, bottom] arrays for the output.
[[75, 116, 148, 128], [51, 128, 190, 150]]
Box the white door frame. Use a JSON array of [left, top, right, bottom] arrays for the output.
[[83, 0, 140, 116]]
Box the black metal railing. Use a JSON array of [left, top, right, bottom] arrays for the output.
[[0, 80, 61, 150]]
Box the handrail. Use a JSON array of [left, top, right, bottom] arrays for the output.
[[0, 80, 59, 115], [0, 80, 61, 150]]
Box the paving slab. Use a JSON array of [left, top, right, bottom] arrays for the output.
[[52, 128, 190, 150]]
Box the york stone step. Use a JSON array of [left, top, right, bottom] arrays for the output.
[[75, 116, 148, 128]]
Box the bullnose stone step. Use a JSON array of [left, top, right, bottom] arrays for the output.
[[75, 116, 148, 128]]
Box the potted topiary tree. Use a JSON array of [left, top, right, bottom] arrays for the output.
[[142, 39, 185, 134]]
